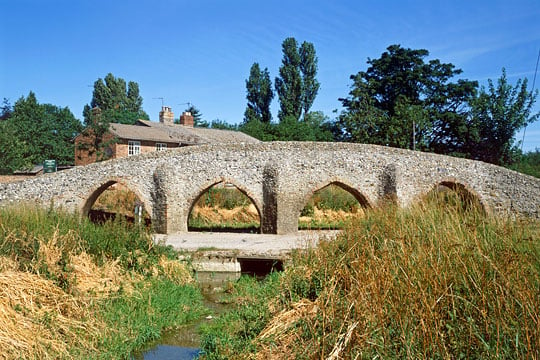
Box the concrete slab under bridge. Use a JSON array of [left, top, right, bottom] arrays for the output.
[[153, 230, 341, 280], [153, 230, 340, 258]]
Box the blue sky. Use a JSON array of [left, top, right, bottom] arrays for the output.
[[1, 0, 540, 151]]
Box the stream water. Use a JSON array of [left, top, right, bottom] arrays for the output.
[[131, 272, 240, 360]]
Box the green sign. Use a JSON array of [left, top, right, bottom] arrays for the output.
[[43, 159, 57, 173]]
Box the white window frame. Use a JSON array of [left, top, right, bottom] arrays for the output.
[[128, 140, 141, 156], [156, 143, 167, 151]]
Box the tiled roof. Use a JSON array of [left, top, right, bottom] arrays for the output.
[[108, 120, 259, 145]]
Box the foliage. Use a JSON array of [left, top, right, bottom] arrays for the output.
[[275, 37, 303, 122], [275, 37, 319, 122], [208, 119, 238, 130], [244, 63, 274, 124], [337, 44, 477, 151], [96, 279, 205, 359], [80, 73, 148, 162], [0, 97, 12, 120], [0, 92, 82, 169], [201, 197, 540, 359], [299, 41, 320, 116], [83, 73, 149, 126], [336, 45, 539, 166], [0, 120, 30, 173], [182, 104, 206, 127], [509, 148, 540, 178], [465, 69, 539, 164], [240, 111, 334, 142], [200, 273, 283, 359]]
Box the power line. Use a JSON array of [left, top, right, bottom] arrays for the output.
[[521, 48, 540, 152]]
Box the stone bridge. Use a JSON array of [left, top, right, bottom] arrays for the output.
[[0, 142, 539, 234]]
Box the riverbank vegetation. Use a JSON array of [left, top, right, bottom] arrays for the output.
[[200, 192, 540, 359], [0, 205, 205, 359]]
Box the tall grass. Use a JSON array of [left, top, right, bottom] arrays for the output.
[[201, 193, 540, 359], [0, 205, 204, 359]]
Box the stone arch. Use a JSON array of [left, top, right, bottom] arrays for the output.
[[425, 178, 488, 214], [298, 179, 373, 219], [186, 177, 263, 232], [80, 177, 153, 219]]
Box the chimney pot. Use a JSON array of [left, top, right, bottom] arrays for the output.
[[180, 111, 194, 127], [159, 106, 174, 125]]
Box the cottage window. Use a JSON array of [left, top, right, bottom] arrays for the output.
[[128, 141, 141, 156], [156, 143, 167, 151]]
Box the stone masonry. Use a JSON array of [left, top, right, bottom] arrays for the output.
[[0, 142, 539, 234]]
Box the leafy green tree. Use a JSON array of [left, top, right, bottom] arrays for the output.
[[299, 42, 320, 116], [81, 74, 148, 161], [83, 73, 149, 126], [244, 63, 274, 124], [4, 92, 82, 167], [0, 120, 29, 173], [208, 119, 238, 130], [239, 119, 276, 141], [509, 149, 540, 178], [275, 38, 320, 122], [275, 37, 303, 122], [338, 44, 477, 150], [467, 69, 539, 164], [0, 98, 12, 120]]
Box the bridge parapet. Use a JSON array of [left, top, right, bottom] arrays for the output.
[[0, 142, 538, 234]]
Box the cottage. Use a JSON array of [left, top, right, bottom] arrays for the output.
[[74, 106, 258, 165]]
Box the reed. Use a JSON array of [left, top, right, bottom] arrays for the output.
[[201, 192, 540, 359]]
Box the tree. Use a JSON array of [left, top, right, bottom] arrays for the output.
[[275, 37, 303, 122], [244, 63, 274, 124], [299, 42, 320, 116], [0, 98, 12, 120], [81, 74, 148, 161], [182, 105, 206, 127], [3, 92, 82, 167], [275, 38, 320, 122], [0, 121, 29, 173], [338, 44, 477, 150], [466, 69, 539, 164], [83, 73, 149, 126]]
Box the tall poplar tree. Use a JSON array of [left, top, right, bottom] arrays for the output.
[[300, 41, 320, 116], [275, 37, 319, 122], [244, 62, 274, 124], [275, 37, 303, 122]]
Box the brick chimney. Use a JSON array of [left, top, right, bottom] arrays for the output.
[[159, 106, 174, 125], [179, 111, 194, 127]]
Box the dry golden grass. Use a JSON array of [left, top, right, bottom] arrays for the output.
[[191, 204, 260, 224], [0, 270, 102, 360], [245, 197, 540, 359], [299, 206, 363, 225]]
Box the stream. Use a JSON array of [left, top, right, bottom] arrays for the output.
[[130, 272, 241, 360]]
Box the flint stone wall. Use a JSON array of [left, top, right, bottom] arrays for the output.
[[0, 142, 538, 234]]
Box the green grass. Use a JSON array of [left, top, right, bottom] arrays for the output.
[[90, 279, 206, 359], [199, 194, 540, 359], [199, 273, 282, 360], [196, 186, 253, 209], [0, 205, 206, 359], [302, 184, 360, 214]]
